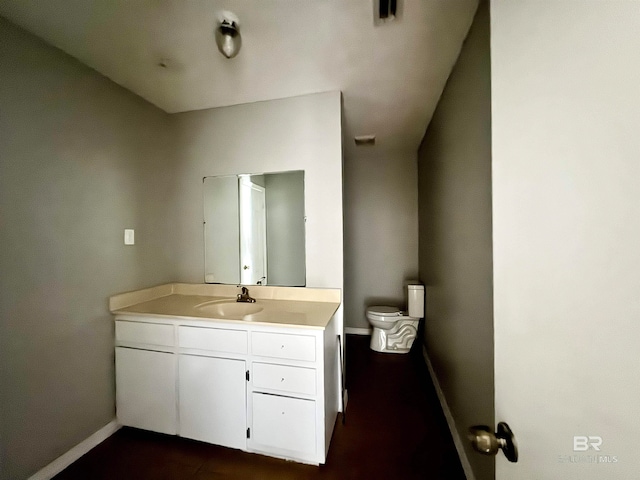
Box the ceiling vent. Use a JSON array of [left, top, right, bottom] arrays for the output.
[[374, 0, 400, 25]]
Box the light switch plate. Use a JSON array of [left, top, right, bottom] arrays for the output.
[[124, 229, 135, 245]]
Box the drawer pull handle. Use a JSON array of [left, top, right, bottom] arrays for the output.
[[281, 345, 285, 349], [281, 377, 285, 382]]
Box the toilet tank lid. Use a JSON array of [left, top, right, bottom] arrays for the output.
[[367, 306, 402, 316], [407, 284, 424, 290]]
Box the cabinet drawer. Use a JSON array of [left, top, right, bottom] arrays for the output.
[[252, 363, 316, 396], [116, 321, 174, 347], [178, 326, 247, 354], [251, 332, 315, 362], [251, 393, 316, 455]]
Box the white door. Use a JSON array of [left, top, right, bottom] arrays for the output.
[[492, 1, 640, 478], [178, 355, 247, 450], [239, 177, 267, 285]]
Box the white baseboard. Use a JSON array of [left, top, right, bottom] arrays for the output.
[[345, 327, 371, 335], [28, 419, 121, 480], [422, 345, 476, 480]]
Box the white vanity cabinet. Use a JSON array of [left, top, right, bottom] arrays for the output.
[[114, 313, 339, 465]]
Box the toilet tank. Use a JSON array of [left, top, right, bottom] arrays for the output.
[[407, 284, 424, 318]]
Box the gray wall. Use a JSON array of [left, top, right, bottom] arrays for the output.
[[265, 171, 305, 286], [0, 18, 178, 480], [417, 3, 493, 480], [343, 150, 419, 329]]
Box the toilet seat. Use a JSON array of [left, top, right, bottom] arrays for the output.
[[366, 306, 405, 322]]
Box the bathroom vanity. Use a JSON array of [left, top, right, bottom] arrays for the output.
[[109, 283, 341, 465]]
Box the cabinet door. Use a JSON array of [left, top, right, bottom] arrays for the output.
[[115, 347, 176, 434], [251, 393, 316, 456], [179, 355, 246, 450]]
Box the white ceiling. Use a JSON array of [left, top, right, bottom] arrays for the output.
[[0, 0, 478, 157]]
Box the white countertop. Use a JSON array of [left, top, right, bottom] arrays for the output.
[[110, 284, 341, 330]]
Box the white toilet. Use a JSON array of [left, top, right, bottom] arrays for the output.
[[366, 284, 424, 353]]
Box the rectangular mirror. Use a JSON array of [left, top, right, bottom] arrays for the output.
[[204, 171, 305, 286]]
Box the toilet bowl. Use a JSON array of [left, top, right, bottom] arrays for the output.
[[366, 284, 424, 354]]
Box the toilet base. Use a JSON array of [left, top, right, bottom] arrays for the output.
[[369, 319, 419, 354]]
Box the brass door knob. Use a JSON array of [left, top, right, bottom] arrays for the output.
[[468, 422, 518, 462]]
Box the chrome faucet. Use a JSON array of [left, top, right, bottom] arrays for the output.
[[237, 286, 256, 303]]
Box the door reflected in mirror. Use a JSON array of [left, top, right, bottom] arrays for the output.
[[203, 171, 305, 286]]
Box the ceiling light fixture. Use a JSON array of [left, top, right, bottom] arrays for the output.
[[374, 0, 401, 25], [354, 134, 376, 146], [215, 17, 241, 59]]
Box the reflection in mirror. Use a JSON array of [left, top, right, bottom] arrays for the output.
[[204, 171, 305, 286]]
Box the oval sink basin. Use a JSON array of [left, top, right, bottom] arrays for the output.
[[195, 301, 263, 319]]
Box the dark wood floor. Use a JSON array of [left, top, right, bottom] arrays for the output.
[[54, 335, 465, 479]]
